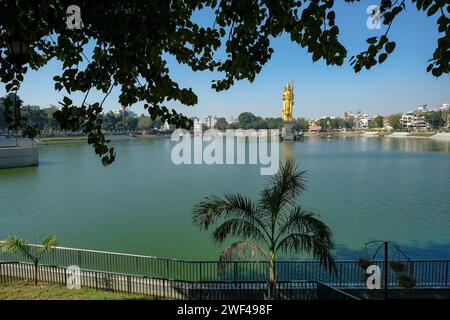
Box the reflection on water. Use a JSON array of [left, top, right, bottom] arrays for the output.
[[305, 135, 450, 153], [381, 137, 450, 153], [280, 141, 295, 163]]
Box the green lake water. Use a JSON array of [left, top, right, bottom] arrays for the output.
[[0, 137, 449, 260]]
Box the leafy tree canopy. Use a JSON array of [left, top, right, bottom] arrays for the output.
[[214, 117, 228, 130], [425, 110, 446, 129], [1, 0, 449, 165]]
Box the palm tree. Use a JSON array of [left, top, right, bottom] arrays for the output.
[[1, 236, 58, 285], [193, 158, 335, 299]]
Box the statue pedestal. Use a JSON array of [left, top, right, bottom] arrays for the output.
[[282, 121, 294, 140]]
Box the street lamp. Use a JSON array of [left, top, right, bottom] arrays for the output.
[[364, 240, 410, 300], [6, 28, 30, 65]]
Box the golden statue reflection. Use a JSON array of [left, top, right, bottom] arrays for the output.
[[280, 140, 295, 164]]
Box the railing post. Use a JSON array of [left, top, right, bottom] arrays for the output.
[[135, 256, 139, 275], [445, 261, 449, 287], [166, 259, 169, 279], [127, 275, 131, 294], [77, 250, 82, 268]]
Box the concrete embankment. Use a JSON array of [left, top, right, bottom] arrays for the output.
[[0, 146, 39, 169], [431, 133, 450, 140], [387, 132, 410, 138]]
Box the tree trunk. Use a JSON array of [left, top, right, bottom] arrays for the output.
[[34, 262, 38, 285], [268, 254, 276, 299]]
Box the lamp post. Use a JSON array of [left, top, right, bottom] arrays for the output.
[[6, 26, 30, 146], [6, 27, 30, 66], [364, 240, 410, 300]]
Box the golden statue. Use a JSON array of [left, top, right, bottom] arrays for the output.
[[281, 82, 294, 121]]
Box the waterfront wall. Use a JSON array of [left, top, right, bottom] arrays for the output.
[[0, 147, 39, 169], [431, 133, 450, 140], [1, 243, 449, 288]]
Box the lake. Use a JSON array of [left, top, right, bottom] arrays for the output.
[[0, 136, 449, 260]]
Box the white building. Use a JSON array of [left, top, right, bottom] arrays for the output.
[[161, 120, 175, 131], [400, 111, 428, 131], [204, 115, 217, 128], [111, 107, 137, 117], [437, 103, 449, 112], [192, 117, 206, 134], [344, 111, 373, 130]]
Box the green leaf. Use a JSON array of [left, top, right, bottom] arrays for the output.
[[366, 37, 377, 44], [63, 96, 73, 106], [378, 53, 388, 64], [385, 42, 396, 54], [427, 5, 439, 16]]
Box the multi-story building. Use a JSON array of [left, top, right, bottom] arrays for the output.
[[344, 111, 373, 130], [400, 111, 428, 132], [192, 117, 207, 134], [204, 115, 217, 128]]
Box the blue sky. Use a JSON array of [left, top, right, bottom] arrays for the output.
[[2, 1, 449, 120]]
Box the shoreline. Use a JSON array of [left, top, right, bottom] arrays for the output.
[[1, 131, 450, 148], [0, 134, 166, 147], [304, 131, 450, 141]]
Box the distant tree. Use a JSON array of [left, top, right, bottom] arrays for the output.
[[253, 117, 268, 130], [126, 116, 138, 132], [0, 103, 5, 130], [266, 118, 284, 130], [137, 115, 152, 132], [21, 105, 48, 130], [193, 159, 335, 299], [1, 236, 58, 285], [228, 122, 239, 130], [344, 117, 355, 130], [317, 118, 331, 132], [42, 106, 60, 130], [370, 115, 384, 129], [238, 112, 258, 129], [102, 111, 120, 131], [387, 113, 402, 130], [426, 111, 445, 130], [293, 118, 309, 131], [214, 117, 229, 131]]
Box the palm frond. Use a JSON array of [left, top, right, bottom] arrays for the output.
[[276, 207, 333, 244], [212, 218, 267, 245], [193, 193, 267, 234], [1, 236, 34, 262], [37, 236, 58, 258], [219, 241, 268, 263], [277, 233, 336, 273], [41, 236, 58, 250], [217, 241, 268, 277], [259, 158, 307, 216]]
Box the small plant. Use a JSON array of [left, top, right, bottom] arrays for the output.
[[390, 261, 406, 273], [357, 258, 373, 270], [397, 274, 416, 289], [1, 236, 58, 285]]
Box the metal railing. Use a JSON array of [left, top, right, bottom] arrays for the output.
[[0, 262, 358, 300], [0, 243, 448, 288]]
